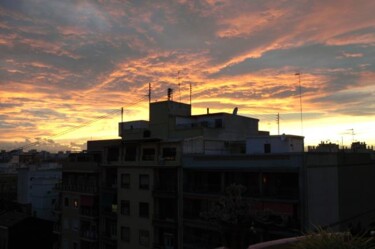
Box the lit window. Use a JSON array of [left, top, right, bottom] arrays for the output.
[[73, 199, 79, 208], [162, 147, 177, 161]]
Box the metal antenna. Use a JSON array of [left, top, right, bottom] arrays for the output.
[[178, 70, 181, 102], [148, 82, 151, 104], [189, 82, 192, 105], [148, 82, 151, 121], [295, 72, 303, 136], [276, 113, 280, 135]]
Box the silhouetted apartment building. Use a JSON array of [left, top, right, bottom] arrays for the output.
[[54, 152, 101, 249], [54, 98, 375, 249]]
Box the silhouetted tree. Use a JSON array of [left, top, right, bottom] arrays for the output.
[[200, 184, 256, 249]]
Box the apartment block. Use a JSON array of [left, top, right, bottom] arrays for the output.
[[54, 98, 375, 249]]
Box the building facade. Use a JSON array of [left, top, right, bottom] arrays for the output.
[[54, 99, 375, 249]]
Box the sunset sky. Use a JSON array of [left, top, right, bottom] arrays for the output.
[[1, 0, 374, 152]]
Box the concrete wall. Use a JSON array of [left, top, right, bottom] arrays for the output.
[[305, 163, 339, 230], [246, 136, 304, 155], [117, 166, 154, 249], [305, 152, 375, 232]]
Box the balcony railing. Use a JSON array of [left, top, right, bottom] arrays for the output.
[[80, 230, 98, 241], [153, 214, 177, 223], [184, 183, 221, 194], [53, 223, 61, 234], [153, 184, 177, 193], [55, 182, 98, 194], [80, 207, 99, 218]]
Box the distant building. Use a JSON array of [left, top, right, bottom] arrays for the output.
[[17, 164, 61, 221]]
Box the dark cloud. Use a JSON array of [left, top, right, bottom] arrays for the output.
[[212, 44, 374, 77]]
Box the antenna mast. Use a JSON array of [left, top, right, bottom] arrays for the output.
[[295, 72, 303, 135], [148, 82, 151, 104], [177, 70, 181, 102], [276, 113, 280, 135], [189, 82, 192, 105]]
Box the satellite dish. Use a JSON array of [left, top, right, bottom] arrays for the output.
[[233, 107, 238, 115]]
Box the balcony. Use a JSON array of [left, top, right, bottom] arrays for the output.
[[53, 223, 61, 234], [101, 183, 117, 192], [184, 183, 221, 195], [80, 230, 98, 242], [102, 206, 117, 218], [153, 184, 178, 197], [55, 182, 98, 194], [153, 214, 177, 228], [53, 202, 62, 213], [80, 207, 99, 218]]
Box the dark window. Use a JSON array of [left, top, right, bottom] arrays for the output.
[[107, 147, 119, 161], [121, 200, 130, 215], [121, 173, 130, 188], [125, 145, 137, 161], [142, 148, 155, 161], [64, 197, 69, 207], [121, 226, 130, 242], [139, 230, 150, 247], [139, 175, 149, 190], [162, 147, 177, 161], [143, 130, 151, 138], [264, 143, 271, 153], [215, 119, 223, 128], [139, 202, 149, 218]]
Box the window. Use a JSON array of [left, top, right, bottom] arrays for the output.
[[264, 143, 271, 153], [64, 197, 69, 207], [72, 219, 79, 232], [121, 226, 130, 242], [139, 174, 149, 190], [215, 119, 223, 128], [121, 173, 130, 189], [139, 202, 149, 218], [162, 147, 177, 161], [121, 200, 130, 215], [142, 148, 155, 161], [107, 146, 119, 162], [73, 199, 79, 208], [125, 145, 137, 161], [139, 230, 150, 247]]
